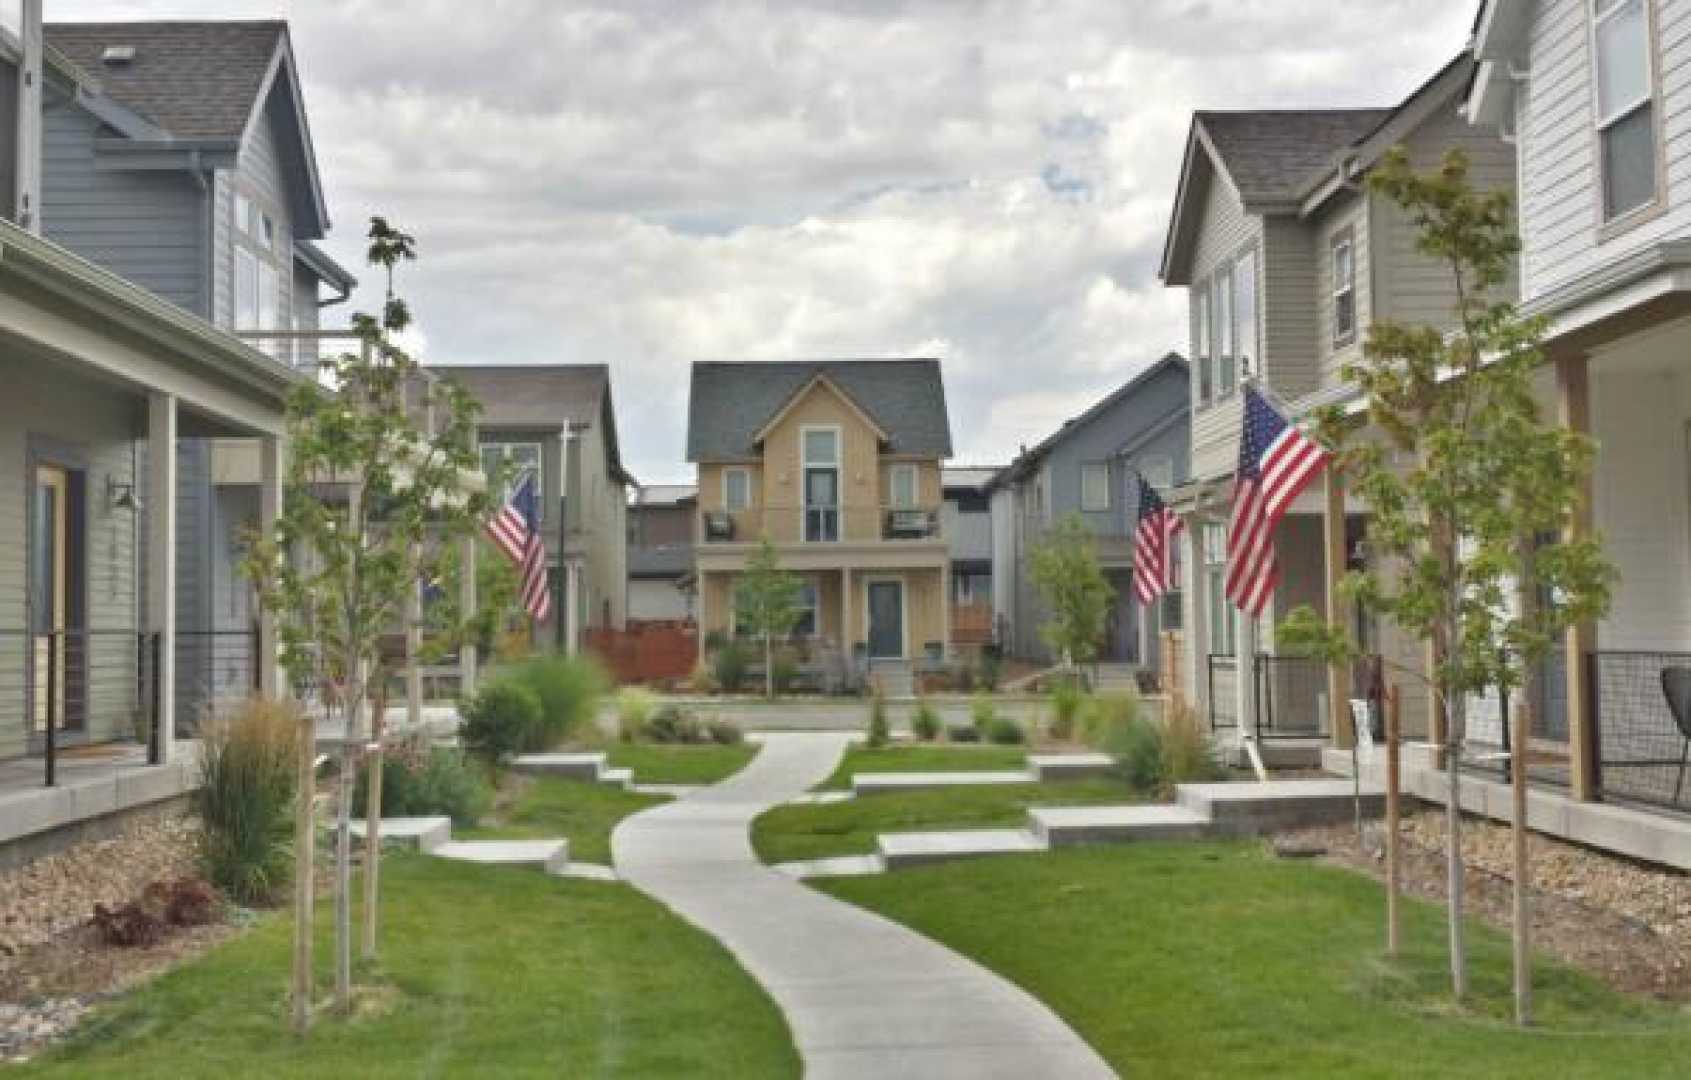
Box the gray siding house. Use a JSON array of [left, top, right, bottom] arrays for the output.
[[432, 365, 635, 653], [5, 21, 355, 724], [941, 467, 997, 653], [989, 354, 1190, 667], [628, 485, 697, 622]]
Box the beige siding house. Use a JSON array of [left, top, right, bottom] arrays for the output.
[[688, 360, 952, 680]]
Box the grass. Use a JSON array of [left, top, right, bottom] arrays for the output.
[[820, 843, 1691, 1078], [815, 743, 1030, 790], [22, 856, 799, 1079], [464, 776, 668, 865], [751, 779, 1139, 864], [606, 742, 761, 785]]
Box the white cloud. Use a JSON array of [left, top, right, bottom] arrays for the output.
[[59, 0, 1475, 482]]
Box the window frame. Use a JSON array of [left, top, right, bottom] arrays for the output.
[[1591, 0, 1664, 231], [791, 579, 819, 639], [800, 424, 842, 542], [1214, 265, 1234, 400], [1330, 227, 1357, 349], [1201, 522, 1235, 655], [1194, 283, 1212, 406], [481, 441, 545, 519], [722, 467, 752, 512], [1079, 460, 1111, 512], [1232, 247, 1257, 386], [888, 463, 919, 509], [1138, 454, 1174, 491]]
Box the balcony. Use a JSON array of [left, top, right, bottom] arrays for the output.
[[700, 505, 944, 545]]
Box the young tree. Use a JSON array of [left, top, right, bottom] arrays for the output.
[[734, 537, 802, 698], [1030, 513, 1115, 673], [1281, 149, 1611, 1016], [245, 217, 497, 1027]]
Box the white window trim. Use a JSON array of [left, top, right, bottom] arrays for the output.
[[1080, 461, 1111, 512], [1591, 0, 1662, 228], [1214, 265, 1233, 400], [1232, 248, 1257, 386], [722, 466, 752, 512], [800, 424, 842, 542], [483, 441, 545, 519], [1331, 229, 1356, 348], [1194, 283, 1212, 406], [793, 578, 820, 638], [1138, 454, 1174, 491], [888, 463, 918, 508]]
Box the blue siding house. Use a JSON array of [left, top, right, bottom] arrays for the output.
[[990, 354, 1190, 667]]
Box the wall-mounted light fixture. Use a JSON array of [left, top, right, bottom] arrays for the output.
[[107, 475, 142, 512]]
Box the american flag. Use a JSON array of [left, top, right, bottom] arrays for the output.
[[485, 471, 551, 621], [1132, 474, 1184, 605], [1225, 385, 1330, 617]]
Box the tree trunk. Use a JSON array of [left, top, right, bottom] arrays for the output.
[[765, 632, 774, 699], [334, 676, 360, 1015], [1511, 694, 1532, 1026], [291, 706, 316, 1034], [1386, 684, 1402, 959], [362, 681, 387, 962], [1445, 688, 1468, 1001]]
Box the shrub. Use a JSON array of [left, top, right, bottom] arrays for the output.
[[643, 704, 703, 744], [713, 641, 751, 693], [1161, 699, 1223, 785], [953, 662, 976, 693], [946, 723, 981, 743], [911, 698, 942, 741], [459, 681, 543, 766], [92, 901, 165, 948], [195, 698, 300, 906], [1050, 678, 1085, 740], [771, 649, 800, 694], [357, 737, 493, 828], [970, 694, 998, 740], [866, 693, 890, 748], [502, 654, 609, 749], [986, 716, 1026, 745], [705, 717, 744, 745], [142, 877, 220, 928], [617, 688, 657, 743]]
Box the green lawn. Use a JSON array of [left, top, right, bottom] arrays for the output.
[[816, 743, 1031, 790], [606, 742, 761, 785], [752, 779, 1139, 863], [22, 855, 799, 1079], [820, 843, 1691, 1078], [465, 777, 668, 865]]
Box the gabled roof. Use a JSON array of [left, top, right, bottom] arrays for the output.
[[991, 353, 1188, 489], [687, 359, 952, 462], [45, 20, 330, 237], [632, 484, 697, 507], [429, 364, 633, 486]]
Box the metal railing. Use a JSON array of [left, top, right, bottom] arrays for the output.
[[1587, 650, 1691, 812], [174, 629, 261, 734], [1206, 654, 1237, 730], [700, 504, 945, 544], [0, 629, 162, 787], [1253, 654, 1330, 741]]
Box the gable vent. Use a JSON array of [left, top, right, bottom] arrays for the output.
[[100, 45, 136, 64]]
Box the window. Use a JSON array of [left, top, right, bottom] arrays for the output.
[[234, 247, 257, 330], [1138, 455, 1174, 491], [803, 428, 839, 465], [1194, 285, 1212, 405], [1594, 0, 1658, 222], [1331, 229, 1356, 347], [481, 442, 543, 516], [889, 464, 918, 508], [1202, 522, 1235, 655], [1080, 461, 1110, 511], [1215, 267, 1234, 398], [1233, 249, 1257, 383], [792, 581, 818, 638], [231, 189, 284, 340], [233, 192, 251, 236], [723, 468, 751, 512], [802, 427, 840, 542]]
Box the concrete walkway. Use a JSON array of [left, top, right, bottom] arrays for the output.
[[612, 732, 1115, 1080]]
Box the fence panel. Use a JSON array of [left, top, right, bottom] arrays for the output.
[[585, 621, 699, 685]]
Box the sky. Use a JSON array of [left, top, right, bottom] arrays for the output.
[[61, 0, 1476, 484]]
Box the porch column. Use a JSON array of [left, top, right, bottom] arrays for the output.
[[258, 434, 285, 699], [940, 565, 951, 661], [565, 561, 582, 657], [1559, 353, 1599, 802], [458, 535, 477, 696], [1185, 516, 1209, 719], [841, 567, 854, 653], [1324, 469, 1354, 747], [147, 392, 176, 763]]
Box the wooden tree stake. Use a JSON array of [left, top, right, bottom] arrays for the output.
[[1386, 683, 1401, 959]]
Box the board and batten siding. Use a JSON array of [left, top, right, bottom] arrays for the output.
[[1516, 0, 1691, 303], [1188, 165, 1262, 481]]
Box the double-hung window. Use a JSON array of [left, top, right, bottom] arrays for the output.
[[1214, 267, 1234, 400], [1232, 249, 1256, 383], [1194, 285, 1212, 405], [1080, 461, 1111, 511], [1331, 229, 1356, 347], [792, 581, 819, 638], [481, 442, 543, 517], [723, 468, 751, 512], [888, 463, 918, 508], [1594, 0, 1659, 223], [802, 427, 840, 542], [1202, 522, 1234, 655]]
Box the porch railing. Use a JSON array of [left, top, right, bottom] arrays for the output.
[[1253, 654, 1330, 741], [700, 505, 945, 545], [1587, 650, 1691, 813], [1206, 654, 1237, 730], [0, 629, 162, 787]]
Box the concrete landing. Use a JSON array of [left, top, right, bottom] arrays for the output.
[[632, 783, 706, 798], [774, 854, 887, 879], [878, 829, 1044, 869], [511, 752, 606, 780], [1028, 753, 1116, 781], [556, 861, 618, 882], [433, 838, 569, 874], [1029, 805, 1209, 847], [601, 766, 635, 788], [1177, 779, 1383, 835], [788, 790, 855, 805], [349, 815, 451, 853], [853, 770, 1033, 795]]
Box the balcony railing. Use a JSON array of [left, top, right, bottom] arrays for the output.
[[700, 505, 943, 544]]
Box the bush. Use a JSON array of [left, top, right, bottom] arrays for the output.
[[617, 688, 657, 743], [642, 704, 703, 743], [866, 693, 890, 748], [1050, 678, 1085, 740], [986, 716, 1026, 745], [1162, 699, 1223, 785], [771, 649, 800, 694], [713, 641, 751, 693], [459, 681, 543, 766], [1083, 692, 1220, 793], [911, 698, 941, 741], [142, 877, 221, 928], [502, 654, 609, 749], [946, 723, 981, 743], [92, 901, 165, 948], [357, 737, 492, 828], [970, 694, 998, 740], [705, 718, 744, 745], [195, 698, 300, 906]]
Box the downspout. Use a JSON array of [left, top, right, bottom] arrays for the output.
[[190, 150, 213, 323]]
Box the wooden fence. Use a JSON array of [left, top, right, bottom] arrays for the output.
[[584, 621, 699, 685]]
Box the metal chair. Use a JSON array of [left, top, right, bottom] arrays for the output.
[[1659, 667, 1691, 804]]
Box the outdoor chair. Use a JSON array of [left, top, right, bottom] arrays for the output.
[[1659, 667, 1691, 804]]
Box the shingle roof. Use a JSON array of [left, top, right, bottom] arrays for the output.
[[45, 21, 285, 140], [1197, 109, 1392, 202], [633, 485, 697, 507], [943, 467, 1001, 492], [687, 359, 952, 462], [432, 364, 610, 429]]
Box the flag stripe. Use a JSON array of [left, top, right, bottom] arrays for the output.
[[1225, 387, 1329, 618], [483, 472, 552, 621]]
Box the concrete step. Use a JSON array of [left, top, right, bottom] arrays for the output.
[[853, 770, 1034, 796], [1029, 804, 1210, 847], [600, 766, 635, 789], [773, 854, 888, 879], [1027, 753, 1117, 782], [1224, 738, 1327, 770], [432, 838, 569, 874], [1176, 779, 1383, 835], [511, 753, 607, 781], [878, 829, 1045, 869], [350, 815, 451, 854]]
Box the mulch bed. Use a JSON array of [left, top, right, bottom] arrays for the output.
[[1279, 810, 1691, 999]]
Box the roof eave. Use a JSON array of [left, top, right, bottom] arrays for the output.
[[241, 31, 330, 238]]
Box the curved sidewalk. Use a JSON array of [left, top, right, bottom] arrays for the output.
[[612, 732, 1116, 1080]]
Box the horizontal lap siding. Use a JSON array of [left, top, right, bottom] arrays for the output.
[[1189, 169, 1261, 482], [1263, 214, 1320, 400]]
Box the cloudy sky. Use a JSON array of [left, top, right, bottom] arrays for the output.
[[66, 0, 1475, 484]]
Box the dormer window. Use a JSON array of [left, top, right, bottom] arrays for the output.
[[1594, 0, 1659, 224]]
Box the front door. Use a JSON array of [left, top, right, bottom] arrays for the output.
[[866, 580, 903, 660], [30, 464, 82, 738]]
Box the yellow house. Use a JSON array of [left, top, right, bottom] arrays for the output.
[[687, 360, 953, 667]]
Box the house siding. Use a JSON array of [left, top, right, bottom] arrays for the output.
[[1312, 192, 1370, 386], [1189, 169, 1262, 481]]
